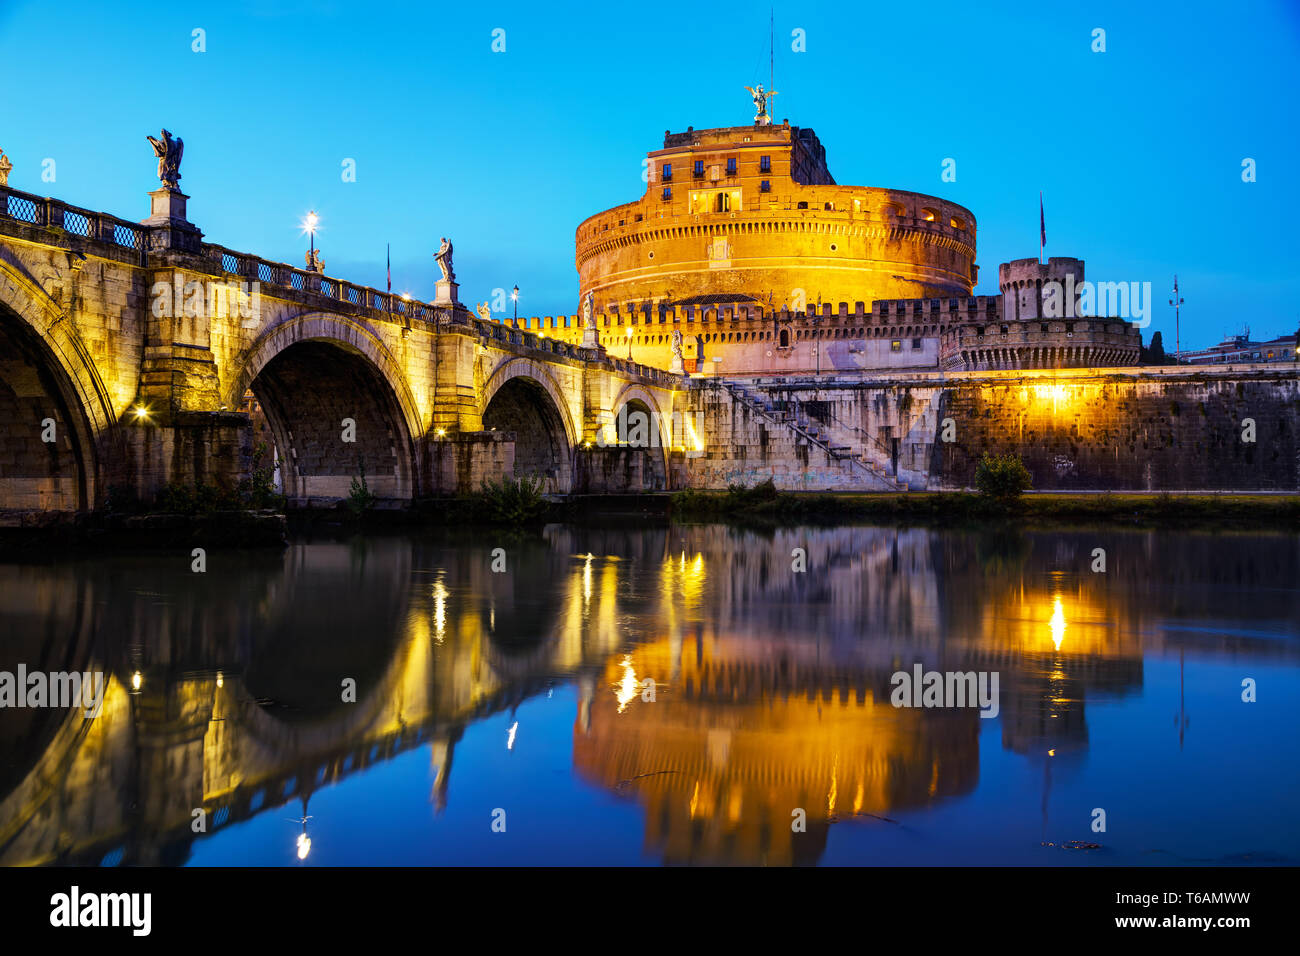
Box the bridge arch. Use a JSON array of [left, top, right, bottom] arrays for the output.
[[0, 259, 117, 510], [229, 313, 421, 502], [481, 358, 577, 493], [609, 381, 670, 491]]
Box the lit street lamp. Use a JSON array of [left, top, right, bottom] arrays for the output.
[[301, 210, 319, 271], [512, 284, 519, 322]]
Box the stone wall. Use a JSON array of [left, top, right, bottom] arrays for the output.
[[933, 371, 1300, 491], [707, 367, 1300, 492]]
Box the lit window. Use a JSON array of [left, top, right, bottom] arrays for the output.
[[891, 340, 902, 352]]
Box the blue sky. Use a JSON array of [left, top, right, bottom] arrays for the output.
[[2, 0, 1297, 348]]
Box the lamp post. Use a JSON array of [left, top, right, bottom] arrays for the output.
[[1169, 276, 1184, 363], [512, 284, 519, 323], [626, 325, 634, 361], [303, 210, 319, 270]]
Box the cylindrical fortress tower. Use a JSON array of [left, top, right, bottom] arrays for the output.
[[575, 123, 977, 313], [998, 257, 1084, 321]]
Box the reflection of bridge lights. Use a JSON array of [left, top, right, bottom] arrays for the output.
[[1049, 596, 1067, 651], [216, 671, 223, 688], [615, 655, 638, 713], [507, 721, 518, 750], [583, 553, 592, 603], [296, 832, 311, 860], [131, 671, 142, 691], [432, 576, 448, 642]]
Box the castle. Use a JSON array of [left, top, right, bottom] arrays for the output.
[[509, 116, 1142, 375]]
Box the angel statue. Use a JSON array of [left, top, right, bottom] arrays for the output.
[[304, 249, 324, 273], [671, 327, 684, 359], [146, 128, 184, 188], [744, 84, 778, 126], [434, 237, 455, 282], [477, 302, 493, 321]]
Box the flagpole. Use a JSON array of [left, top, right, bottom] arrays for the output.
[[1039, 192, 1044, 265]]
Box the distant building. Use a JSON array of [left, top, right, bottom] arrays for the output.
[[1175, 330, 1297, 365]]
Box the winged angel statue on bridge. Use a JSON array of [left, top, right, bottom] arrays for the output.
[[146, 129, 184, 189]]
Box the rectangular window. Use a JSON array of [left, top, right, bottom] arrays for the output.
[[693, 160, 704, 177], [891, 340, 902, 352], [760, 155, 771, 172], [661, 186, 672, 200], [760, 180, 770, 193], [911, 338, 922, 349], [662, 163, 672, 181], [727, 157, 738, 175]]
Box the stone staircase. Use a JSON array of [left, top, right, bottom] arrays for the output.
[[723, 383, 905, 491]]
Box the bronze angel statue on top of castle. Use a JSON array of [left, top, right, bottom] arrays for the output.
[[744, 85, 778, 126]]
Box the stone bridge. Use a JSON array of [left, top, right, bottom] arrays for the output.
[[0, 184, 684, 511]]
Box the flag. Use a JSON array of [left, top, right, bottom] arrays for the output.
[[386, 243, 391, 292], [1039, 192, 1046, 260]]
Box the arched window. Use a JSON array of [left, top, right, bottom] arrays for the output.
[[778, 328, 790, 348]]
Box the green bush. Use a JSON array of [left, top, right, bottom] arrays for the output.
[[477, 474, 549, 524], [346, 457, 377, 517], [725, 477, 779, 506], [974, 453, 1032, 501], [243, 442, 285, 510]]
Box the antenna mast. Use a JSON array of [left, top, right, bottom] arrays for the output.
[[769, 7, 774, 95]]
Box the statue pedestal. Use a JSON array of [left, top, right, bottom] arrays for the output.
[[144, 188, 189, 223], [670, 355, 685, 374], [142, 187, 203, 254], [581, 325, 601, 348], [434, 279, 458, 306]]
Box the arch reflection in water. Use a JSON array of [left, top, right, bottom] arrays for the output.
[[0, 525, 1296, 865]]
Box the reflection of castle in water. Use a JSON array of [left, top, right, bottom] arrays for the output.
[[568, 526, 1299, 863], [1, 526, 1295, 865]]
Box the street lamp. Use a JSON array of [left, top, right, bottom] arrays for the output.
[[512, 284, 519, 322], [1169, 276, 1184, 363], [301, 210, 319, 270], [626, 325, 634, 360]]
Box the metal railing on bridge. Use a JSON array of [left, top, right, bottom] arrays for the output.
[[0, 184, 682, 385]]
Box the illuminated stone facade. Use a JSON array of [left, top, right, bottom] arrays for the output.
[[513, 123, 1139, 375]]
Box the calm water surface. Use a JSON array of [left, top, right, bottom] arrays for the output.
[[2, 523, 1297, 866]]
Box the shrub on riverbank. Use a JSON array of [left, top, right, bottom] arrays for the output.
[[975, 453, 1033, 502]]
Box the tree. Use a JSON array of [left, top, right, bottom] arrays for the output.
[[974, 453, 1032, 502], [1141, 330, 1170, 365]]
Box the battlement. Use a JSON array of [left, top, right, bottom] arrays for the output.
[[999, 257, 1085, 290]]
